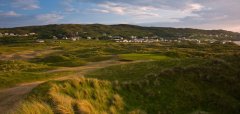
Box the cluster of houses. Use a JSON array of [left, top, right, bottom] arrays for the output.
[[189, 33, 234, 38], [0, 31, 235, 45], [53, 36, 92, 41], [113, 36, 233, 44], [0, 32, 37, 37]]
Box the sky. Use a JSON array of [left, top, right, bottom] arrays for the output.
[[0, 0, 239, 32]]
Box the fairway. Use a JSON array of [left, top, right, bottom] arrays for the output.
[[119, 53, 170, 61]]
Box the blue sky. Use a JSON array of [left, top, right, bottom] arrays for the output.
[[0, 0, 239, 32]]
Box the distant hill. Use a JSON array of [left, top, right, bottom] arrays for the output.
[[0, 24, 240, 40]]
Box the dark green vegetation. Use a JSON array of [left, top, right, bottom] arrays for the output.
[[1, 24, 240, 40], [11, 54, 240, 114], [87, 55, 240, 114], [0, 38, 239, 114]]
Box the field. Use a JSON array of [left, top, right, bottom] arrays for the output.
[[0, 39, 240, 114]]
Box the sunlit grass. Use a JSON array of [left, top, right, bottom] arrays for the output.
[[119, 53, 170, 61], [11, 78, 135, 114]]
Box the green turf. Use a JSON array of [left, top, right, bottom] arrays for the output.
[[119, 53, 170, 61]]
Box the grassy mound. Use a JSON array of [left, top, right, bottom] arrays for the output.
[[11, 78, 144, 114], [87, 56, 240, 114], [11, 55, 240, 114]]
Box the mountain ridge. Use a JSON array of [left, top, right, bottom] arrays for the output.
[[0, 24, 239, 40]]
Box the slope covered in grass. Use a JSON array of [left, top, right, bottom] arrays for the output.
[[88, 54, 240, 114], [11, 54, 240, 114], [11, 78, 145, 114]]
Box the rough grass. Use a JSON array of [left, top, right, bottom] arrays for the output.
[[1, 40, 240, 113], [33, 55, 87, 67], [87, 55, 240, 114], [0, 60, 72, 89], [10, 54, 240, 114], [10, 78, 141, 114], [86, 58, 202, 82], [0, 71, 72, 89], [11, 101, 54, 114]]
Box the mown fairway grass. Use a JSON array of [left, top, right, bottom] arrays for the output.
[[119, 53, 169, 61]]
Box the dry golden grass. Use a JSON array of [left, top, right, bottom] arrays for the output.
[[10, 101, 54, 114], [11, 78, 141, 114], [74, 100, 95, 114]]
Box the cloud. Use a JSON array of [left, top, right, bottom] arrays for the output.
[[36, 13, 64, 24], [11, 0, 40, 10], [61, 0, 80, 13], [97, 2, 126, 15], [91, 1, 204, 23], [0, 11, 21, 17], [0, 0, 240, 32], [188, 3, 204, 11]]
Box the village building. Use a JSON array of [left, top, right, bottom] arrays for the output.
[[62, 37, 68, 40], [222, 40, 232, 44], [71, 37, 80, 41], [9, 33, 15, 36], [36, 39, 45, 43], [23, 34, 29, 36], [87, 36, 92, 40], [29, 33, 36, 35], [130, 36, 137, 39]]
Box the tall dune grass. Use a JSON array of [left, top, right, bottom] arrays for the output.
[[11, 78, 140, 114]]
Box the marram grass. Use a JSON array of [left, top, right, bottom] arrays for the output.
[[10, 78, 143, 114]]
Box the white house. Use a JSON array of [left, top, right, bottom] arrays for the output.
[[4, 33, 9, 36], [222, 40, 232, 44], [9, 33, 15, 36], [36, 39, 45, 43], [0, 33, 3, 37], [29, 33, 36, 35], [130, 36, 137, 39], [23, 34, 29, 36], [71, 37, 80, 41], [123, 39, 129, 43], [62, 37, 68, 40], [87, 37, 92, 40]]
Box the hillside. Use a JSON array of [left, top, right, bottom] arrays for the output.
[[0, 34, 239, 114], [10, 54, 240, 114], [0, 24, 240, 40]]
